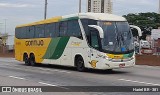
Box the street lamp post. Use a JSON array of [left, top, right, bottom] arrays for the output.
[[4, 19, 6, 34], [0, 23, 3, 33], [0, 19, 7, 34], [79, 0, 81, 13], [159, 0, 160, 14], [44, 0, 48, 19]]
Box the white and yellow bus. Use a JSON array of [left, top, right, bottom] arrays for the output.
[[15, 13, 141, 71]]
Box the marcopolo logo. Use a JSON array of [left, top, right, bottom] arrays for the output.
[[25, 40, 44, 46]]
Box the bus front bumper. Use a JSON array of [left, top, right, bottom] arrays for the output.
[[96, 57, 135, 70]]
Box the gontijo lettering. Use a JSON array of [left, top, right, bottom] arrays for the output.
[[25, 40, 44, 46]]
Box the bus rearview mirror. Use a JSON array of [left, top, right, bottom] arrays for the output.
[[130, 25, 142, 37], [88, 25, 104, 38]]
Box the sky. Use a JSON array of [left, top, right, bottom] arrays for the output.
[[0, 0, 159, 36]]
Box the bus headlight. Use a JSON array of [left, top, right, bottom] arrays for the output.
[[102, 55, 109, 59], [103, 55, 109, 59]]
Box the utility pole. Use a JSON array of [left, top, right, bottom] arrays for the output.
[[159, 0, 160, 14], [0, 23, 3, 33], [79, 0, 81, 13], [4, 19, 6, 34], [44, 0, 48, 19]]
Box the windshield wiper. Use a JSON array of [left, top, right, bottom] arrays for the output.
[[120, 32, 129, 51], [113, 31, 121, 51]]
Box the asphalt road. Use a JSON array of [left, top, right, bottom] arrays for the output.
[[0, 58, 160, 95]]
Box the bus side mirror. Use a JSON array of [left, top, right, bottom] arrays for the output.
[[88, 25, 104, 38], [130, 25, 142, 37]]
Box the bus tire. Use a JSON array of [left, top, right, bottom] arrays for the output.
[[23, 54, 30, 66], [75, 56, 85, 72], [30, 54, 36, 66]]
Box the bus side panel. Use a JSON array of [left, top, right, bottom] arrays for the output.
[[30, 38, 51, 63], [14, 38, 52, 63], [42, 37, 70, 65], [60, 47, 72, 66], [14, 38, 23, 61], [42, 37, 90, 67], [69, 37, 91, 67]]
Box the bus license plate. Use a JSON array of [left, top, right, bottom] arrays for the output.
[[119, 64, 125, 68]]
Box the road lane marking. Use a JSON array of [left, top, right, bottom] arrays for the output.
[[38, 82, 69, 90], [38, 68, 71, 74], [118, 79, 160, 86], [9, 76, 25, 80], [0, 64, 71, 74], [0, 65, 71, 75], [38, 82, 57, 86], [52, 69, 71, 73]]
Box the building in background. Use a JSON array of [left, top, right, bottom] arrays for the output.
[[0, 33, 14, 52], [6, 35, 14, 51], [0, 33, 8, 46], [87, 0, 113, 13]]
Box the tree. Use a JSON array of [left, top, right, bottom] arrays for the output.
[[123, 12, 160, 40]]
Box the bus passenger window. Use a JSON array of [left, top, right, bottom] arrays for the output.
[[59, 21, 67, 37], [28, 26, 35, 38], [35, 25, 45, 38], [45, 23, 56, 38], [45, 24, 51, 37], [21, 27, 27, 39], [67, 20, 82, 39]]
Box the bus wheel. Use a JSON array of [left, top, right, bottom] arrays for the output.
[[30, 54, 36, 66], [76, 56, 85, 72], [24, 54, 30, 66]]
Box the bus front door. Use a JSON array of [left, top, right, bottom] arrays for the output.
[[89, 31, 100, 68]]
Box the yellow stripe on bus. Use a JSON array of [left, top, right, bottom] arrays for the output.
[[107, 54, 124, 59], [16, 16, 62, 28]]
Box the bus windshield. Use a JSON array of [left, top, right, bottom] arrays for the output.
[[99, 21, 134, 53]]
